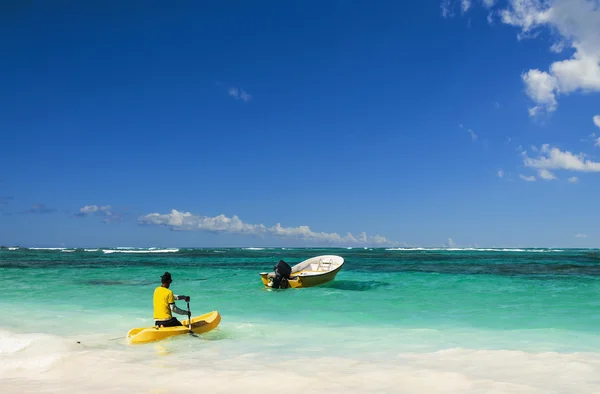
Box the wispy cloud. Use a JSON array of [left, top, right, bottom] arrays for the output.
[[550, 41, 566, 54], [443, 0, 492, 18], [228, 87, 252, 102], [519, 174, 536, 182], [441, 0, 453, 18], [75, 205, 119, 222], [568, 176, 579, 184], [575, 233, 587, 238], [523, 144, 600, 173], [461, 0, 471, 13], [497, 169, 504, 178], [22, 204, 56, 214], [0, 196, 12, 205], [581, 132, 600, 152], [139, 209, 395, 246], [459, 124, 478, 141]]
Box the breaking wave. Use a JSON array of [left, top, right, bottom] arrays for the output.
[[386, 248, 565, 252], [102, 248, 180, 254]]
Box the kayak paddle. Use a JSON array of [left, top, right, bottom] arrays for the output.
[[186, 300, 197, 337]]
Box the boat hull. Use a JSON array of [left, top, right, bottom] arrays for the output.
[[126, 310, 221, 344]]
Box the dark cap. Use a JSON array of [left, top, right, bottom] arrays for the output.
[[161, 272, 172, 283]]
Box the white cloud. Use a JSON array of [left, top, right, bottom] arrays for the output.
[[522, 69, 558, 115], [79, 205, 98, 214], [506, 0, 600, 115], [499, 1, 552, 33], [568, 176, 580, 183], [538, 169, 557, 180], [77, 205, 112, 216], [75, 205, 118, 222], [139, 209, 395, 246], [594, 115, 600, 128], [523, 144, 600, 172], [228, 87, 252, 102], [498, 169, 504, 178], [462, 0, 471, 13], [519, 174, 536, 181], [447, 238, 456, 247], [448, 0, 600, 115], [575, 233, 587, 238]]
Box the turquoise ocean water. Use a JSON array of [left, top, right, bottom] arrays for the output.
[[1, 247, 599, 393]]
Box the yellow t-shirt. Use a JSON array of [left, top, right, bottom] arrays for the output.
[[153, 286, 175, 320]]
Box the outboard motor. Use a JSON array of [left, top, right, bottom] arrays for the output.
[[272, 260, 292, 289]]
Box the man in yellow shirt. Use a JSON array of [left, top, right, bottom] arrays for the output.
[[153, 272, 190, 327]]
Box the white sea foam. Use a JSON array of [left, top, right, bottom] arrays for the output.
[[243, 247, 265, 250], [28, 247, 66, 250], [1, 327, 598, 393], [84, 249, 99, 252], [0, 330, 76, 380], [386, 247, 429, 251], [102, 248, 179, 254], [7, 247, 19, 250], [61, 249, 76, 253], [0, 331, 45, 354], [386, 248, 565, 252]]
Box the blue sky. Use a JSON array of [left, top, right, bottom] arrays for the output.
[[1, 0, 599, 248]]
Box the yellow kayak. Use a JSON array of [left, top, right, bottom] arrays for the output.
[[126, 310, 221, 344]]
